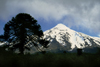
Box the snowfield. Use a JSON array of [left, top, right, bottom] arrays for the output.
[[44, 23, 100, 51]]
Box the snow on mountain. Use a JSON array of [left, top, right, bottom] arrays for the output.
[[0, 43, 4, 46], [44, 23, 100, 52], [0, 42, 6, 46]]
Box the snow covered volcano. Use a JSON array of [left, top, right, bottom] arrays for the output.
[[44, 23, 100, 53]]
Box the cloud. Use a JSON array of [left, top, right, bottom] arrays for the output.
[[0, 0, 100, 34], [0, 0, 67, 21]]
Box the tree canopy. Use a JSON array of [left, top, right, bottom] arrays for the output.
[[0, 13, 49, 54]]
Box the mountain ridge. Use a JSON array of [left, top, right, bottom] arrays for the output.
[[0, 23, 100, 53], [44, 23, 100, 53]]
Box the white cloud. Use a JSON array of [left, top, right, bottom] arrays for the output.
[[98, 34, 100, 37], [0, 0, 100, 34]]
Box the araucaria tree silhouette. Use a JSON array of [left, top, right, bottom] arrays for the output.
[[1, 13, 49, 54]]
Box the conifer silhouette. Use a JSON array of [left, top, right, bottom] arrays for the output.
[[0, 13, 49, 54]]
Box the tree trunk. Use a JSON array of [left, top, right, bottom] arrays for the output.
[[19, 42, 24, 54]]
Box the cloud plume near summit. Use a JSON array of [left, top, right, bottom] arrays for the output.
[[0, 0, 100, 34]]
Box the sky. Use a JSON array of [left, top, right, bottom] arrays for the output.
[[0, 0, 100, 37]]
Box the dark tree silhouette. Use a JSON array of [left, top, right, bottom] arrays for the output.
[[0, 13, 49, 54], [77, 48, 82, 56]]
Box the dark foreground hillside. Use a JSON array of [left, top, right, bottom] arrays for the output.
[[0, 47, 100, 67]]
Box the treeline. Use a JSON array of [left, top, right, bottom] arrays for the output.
[[0, 47, 100, 67]]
